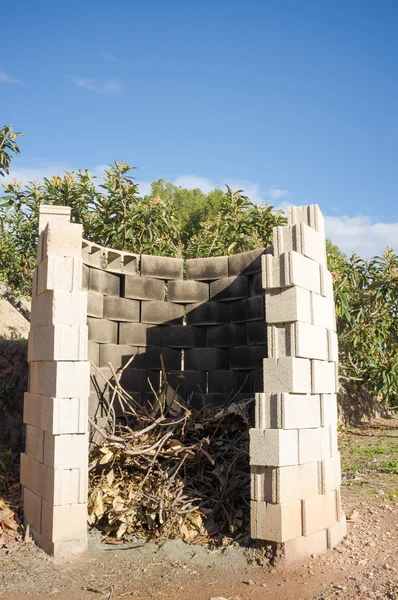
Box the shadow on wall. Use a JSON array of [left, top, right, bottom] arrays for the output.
[[86, 249, 269, 442]]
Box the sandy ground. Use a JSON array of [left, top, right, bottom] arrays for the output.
[[1, 417, 398, 600]]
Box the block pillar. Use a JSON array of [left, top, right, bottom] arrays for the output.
[[21, 205, 89, 556], [250, 204, 346, 562]]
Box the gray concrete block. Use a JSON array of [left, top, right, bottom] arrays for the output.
[[87, 290, 104, 318], [168, 280, 209, 304], [88, 341, 100, 365], [89, 391, 107, 419], [141, 254, 183, 280], [186, 301, 229, 325], [210, 276, 248, 302], [98, 344, 139, 368], [229, 346, 266, 370], [184, 348, 228, 371], [82, 265, 89, 291], [189, 393, 228, 410], [141, 301, 184, 325], [206, 324, 246, 347], [122, 253, 140, 274], [119, 368, 161, 394], [247, 321, 267, 345], [137, 347, 182, 370], [119, 322, 161, 346], [162, 325, 206, 348], [207, 370, 251, 393], [124, 275, 165, 301], [103, 296, 140, 322], [228, 248, 265, 276], [186, 256, 228, 280], [166, 370, 206, 395], [90, 366, 116, 401], [249, 272, 264, 296], [88, 317, 118, 343], [230, 295, 265, 323], [89, 268, 120, 296]]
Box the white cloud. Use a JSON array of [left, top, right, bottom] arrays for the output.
[[267, 187, 291, 201], [0, 71, 23, 85], [72, 77, 122, 95], [325, 214, 398, 257], [102, 51, 117, 61]]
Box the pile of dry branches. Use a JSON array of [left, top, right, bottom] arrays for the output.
[[88, 358, 252, 545]]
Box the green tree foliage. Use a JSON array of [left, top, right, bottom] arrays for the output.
[[0, 125, 23, 177]]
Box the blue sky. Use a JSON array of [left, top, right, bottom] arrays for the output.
[[2, 0, 398, 256]]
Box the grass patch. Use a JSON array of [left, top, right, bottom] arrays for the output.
[[350, 446, 389, 457], [378, 461, 398, 474]]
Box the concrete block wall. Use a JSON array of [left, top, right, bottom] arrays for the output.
[[250, 205, 345, 562], [22, 205, 89, 557]]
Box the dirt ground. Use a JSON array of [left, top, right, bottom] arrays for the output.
[[1, 417, 398, 600]]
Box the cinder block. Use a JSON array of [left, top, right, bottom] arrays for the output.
[[168, 280, 209, 304], [25, 425, 44, 463], [287, 204, 325, 236], [312, 360, 337, 394], [40, 222, 83, 260], [87, 291, 104, 318], [30, 527, 87, 556], [137, 347, 181, 370], [184, 348, 227, 371], [119, 322, 161, 346], [283, 530, 328, 563], [274, 223, 326, 266], [88, 341, 100, 365], [250, 428, 298, 467], [189, 392, 228, 409], [162, 325, 206, 348], [320, 452, 341, 494], [31, 290, 87, 327], [28, 325, 88, 362], [23, 393, 87, 435], [167, 370, 207, 395], [249, 271, 264, 296], [29, 361, 90, 398], [186, 256, 228, 280], [229, 346, 266, 370], [267, 325, 292, 358], [265, 287, 312, 324], [262, 251, 321, 294], [88, 268, 120, 296], [140, 254, 183, 280], [124, 275, 165, 301], [276, 462, 319, 503], [251, 466, 273, 502], [99, 344, 139, 368], [104, 249, 122, 272], [82, 265, 89, 290], [327, 330, 338, 362], [327, 513, 346, 549], [41, 501, 88, 543], [320, 394, 338, 426], [81, 242, 105, 269], [119, 368, 161, 394], [103, 296, 140, 322], [302, 491, 338, 536], [247, 321, 267, 345], [320, 426, 332, 460], [251, 499, 302, 542], [121, 252, 140, 274], [141, 301, 184, 325], [230, 295, 265, 322], [43, 432, 88, 469], [254, 392, 270, 429], [186, 301, 229, 325], [37, 256, 83, 295], [87, 317, 118, 343], [206, 324, 247, 348], [210, 276, 248, 302], [330, 424, 338, 456], [292, 322, 328, 361], [281, 393, 321, 429], [320, 266, 334, 299], [23, 487, 42, 533], [311, 292, 336, 330], [298, 428, 322, 464], [38, 204, 71, 234], [263, 357, 312, 394], [207, 370, 251, 394], [228, 248, 265, 276]]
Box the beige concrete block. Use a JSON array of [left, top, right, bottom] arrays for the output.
[[319, 425, 332, 460], [293, 322, 328, 361], [250, 466, 273, 502], [327, 513, 346, 549], [252, 499, 302, 542], [25, 425, 44, 463], [298, 428, 321, 464], [281, 393, 321, 429], [38, 205, 71, 234], [320, 453, 341, 494], [263, 252, 321, 293], [330, 424, 338, 456], [266, 287, 312, 325], [311, 292, 336, 331], [254, 392, 268, 429], [39, 222, 83, 261], [302, 491, 337, 536], [312, 360, 337, 394], [274, 223, 326, 266], [43, 432, 88, 469], [29, 361, 90, 399], [327, 330, 338, 362], [263, 357, 312, 394], [276, 462, 319, 503], [320, 265, 334, 298], [287, 204, 325, 236], [320, 394, 338, 426], [41, 501, 87, 543], [267, 324, 293, 359], [28, 325, 88, 362], [29, 526, 87, 556], [283, 529, 328, 563], [23, 393, 87, 435], [37, 256, 83, 295], [250, 428, 298, 467], [31, 290, 87, 327], [23, 487, 42, 533]]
